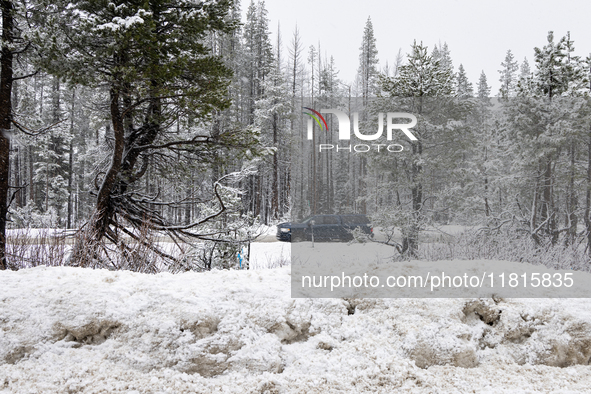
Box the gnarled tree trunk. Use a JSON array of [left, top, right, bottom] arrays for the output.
[[69, 88, 125, 266]]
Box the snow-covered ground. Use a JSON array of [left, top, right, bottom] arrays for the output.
[[2, 259, 591, 393], [249, 241, 290, 270]]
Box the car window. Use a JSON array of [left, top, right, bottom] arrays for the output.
[[301, 215, 322, 224], [301, 216, 340, 225], [323, 215, 340, 224], [311, 216, 326, 225], [341, 215, 370, 224]]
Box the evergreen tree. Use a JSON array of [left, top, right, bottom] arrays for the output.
[[498, 49, 519, 98], [517, 57, 534, 95], [498, 32, 589, 245], [534, 31, 567, 98], [287, 25, 306, 219], [381, 41, 454, 97], [456, 64, 474, 98], [377, 41, 458, 257], [357, 17, 379, 103], [253, 35, 290, 221], [242, 0, 274, 124], [561, 31, 589, 95], [355, 18, 379, 215], [534, 31, 587, 97], [431, 42, 455, 95], [477, 71, 491, 99], [35, 0, 258, 267]]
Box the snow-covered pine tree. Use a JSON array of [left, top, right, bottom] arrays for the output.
[[253, 32, 290, 221], [534, 31, 567, 98], [242, 0, 274, 124], [317, 54, 342, 214], [517, 57, 534, 95], [239, 1, 278, 223], [355, 18, 379, 214], [34, 0, 259, 268], [383, 41, 454, 97], [376, 41, 457, 257], [500, 32, 588, 245], [357, 17, 379, 105], [498, 49, 519, 98], [456, 64, 474, 98], [432, 42, 454, 92], [477, 71, 491, 99], [532, 31, 569, 243], [559, 31, 588, 95], [287, 25, 307, 220]]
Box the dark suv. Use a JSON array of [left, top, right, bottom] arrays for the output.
[[276, 214, 373, 242]]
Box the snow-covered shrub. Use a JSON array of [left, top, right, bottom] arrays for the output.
[[364, 207, 429, 259], [9, 205, 60, 229], [177, 240, 242, 272], [168, 182, 266, 272], [5, 228, 67, 269], [420, 229, 591, 271]]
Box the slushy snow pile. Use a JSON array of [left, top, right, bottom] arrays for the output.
[[1, 260, 591, 393]]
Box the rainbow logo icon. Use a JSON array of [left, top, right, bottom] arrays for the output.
[[303, 107, 328, 131]]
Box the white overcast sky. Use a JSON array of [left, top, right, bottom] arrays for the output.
[[242, 0, 591, 93]]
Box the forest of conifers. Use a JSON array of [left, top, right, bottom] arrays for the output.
[[1, 0, 590, 271]]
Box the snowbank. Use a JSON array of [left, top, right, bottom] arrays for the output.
[[1, 263, 591, 393]]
